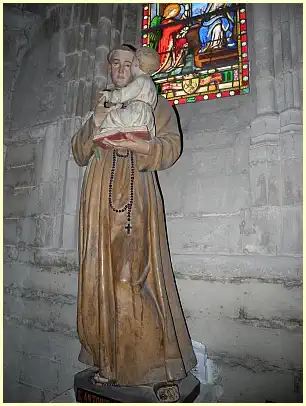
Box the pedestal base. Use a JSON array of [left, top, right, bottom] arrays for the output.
[[74, 369, 200, 403]]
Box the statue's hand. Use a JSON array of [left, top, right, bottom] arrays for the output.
[[103, 132, 150, 155], [94, 92, 113, 127]]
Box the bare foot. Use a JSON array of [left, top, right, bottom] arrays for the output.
[[92, 372, 109, 385]]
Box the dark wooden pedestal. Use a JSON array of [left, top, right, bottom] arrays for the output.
[[74, 369, 200, 403]]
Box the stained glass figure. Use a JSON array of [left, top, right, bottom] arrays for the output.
[[142, 3, 249, 105]]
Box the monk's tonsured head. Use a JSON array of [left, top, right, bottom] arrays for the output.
[[107, 44, 136, 88]]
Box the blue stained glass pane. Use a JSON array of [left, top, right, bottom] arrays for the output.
[[151, 4, 157, 19]]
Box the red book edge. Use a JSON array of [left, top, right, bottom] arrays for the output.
[[93, 131, 151, 150]]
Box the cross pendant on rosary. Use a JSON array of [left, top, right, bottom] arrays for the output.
[[125, 223, 132, 234]]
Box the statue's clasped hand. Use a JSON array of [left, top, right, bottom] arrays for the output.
[[102, 132, 151, 155]]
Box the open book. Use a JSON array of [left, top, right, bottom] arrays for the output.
[[93, 126, 151, 149]]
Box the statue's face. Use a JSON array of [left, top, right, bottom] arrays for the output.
[[108, 50, 134, 88]]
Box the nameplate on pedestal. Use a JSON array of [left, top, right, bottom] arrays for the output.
[[76, 388, 116, 403]]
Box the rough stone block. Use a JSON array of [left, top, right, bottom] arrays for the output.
[[111, 29, 121, 49], [4, 244, 36, 264], [24, 267, 78, 297], [77, 24, 85, 51], [282, 206, 302, 255], [64, 53, 80, 81], [123, 4, 140, 45], [48, 330, 81, 367], [39, 122, 64, 183], [59, 5, 73, 29], [19, 352, 60, 393], [218, 364, 301, 402], [75, 79, 85, 116], [98, 4, 114, 22], [58, 362, 86, 394], [249, 162, 268, 206], [182, 172, 250, 214], [177, 94, 255, 149], [48, 32, 63, 71], [97, 18, 112, 48], [62, 214, 78, 249], [64, 159, 80, 212], [242, 207, 281, 255], [274, 78, 285, 113], [281, 132, 302, 160], [35, 216, 54, 247], [67, 157, 80, 181], [251, 114, 280, 139], [19, 217, 37, 245], [4, 292, 24, 323], [267, 160, 281, 206], [167, 214, 242, 255], [5, 289, 77, 332], [63, 26, 78, 54], [6, 142, 42, 168], [4, 165, 36, 188], [280, 108, 302, 130], [191, 147, 235, 176], [4, 322, 22, 379], [79, 50, 90, 78], [80, 4, 89, 24], [4, 186, 39, 218], [95, 46, 109, 77], [65, 80, 78, 116], [15, 325, 76, 368], [281, 158, 302, 205], [4, 218, 19, 245], [72, 4, 81, 26], [4, 262, 32, 288], [42, 10, 60, 39], [87, 55, 95, 83], [179, 296, 302, 372], [249, 143, 268, 165], [11, 36, 66, 129], [90, 4, 99, 27], [82, 81, 93, 117], [38, 182, 57, 214], [281, 133, 294, 160], [113, 4, 124, 32], [64, 178, 80, 214], [83, 23, 91, 53], [171, 252, 302, 281], [176, 278, 301, 328], [91, 76, 107, 106], [4, 380, 44, 403], [158, 169, 184, 215]]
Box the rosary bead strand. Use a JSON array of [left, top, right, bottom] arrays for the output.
[[108, 150, 134, 234]]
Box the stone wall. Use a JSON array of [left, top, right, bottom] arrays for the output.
[[4, 3, 302, 402], [3, 3, 141, 401], [158, 4, 302, 402]]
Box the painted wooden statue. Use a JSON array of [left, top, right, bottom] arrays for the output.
[[71, 44, 196, 395]]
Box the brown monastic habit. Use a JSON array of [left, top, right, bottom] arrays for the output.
[[72, 95, 196, 385]]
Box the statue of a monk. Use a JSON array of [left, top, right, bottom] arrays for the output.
[[71, 44, 196, 387]]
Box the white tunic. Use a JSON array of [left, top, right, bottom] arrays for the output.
[[100, 74, 157, 138]]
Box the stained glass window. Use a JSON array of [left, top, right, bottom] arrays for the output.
[[142, 3, 249, 105]]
